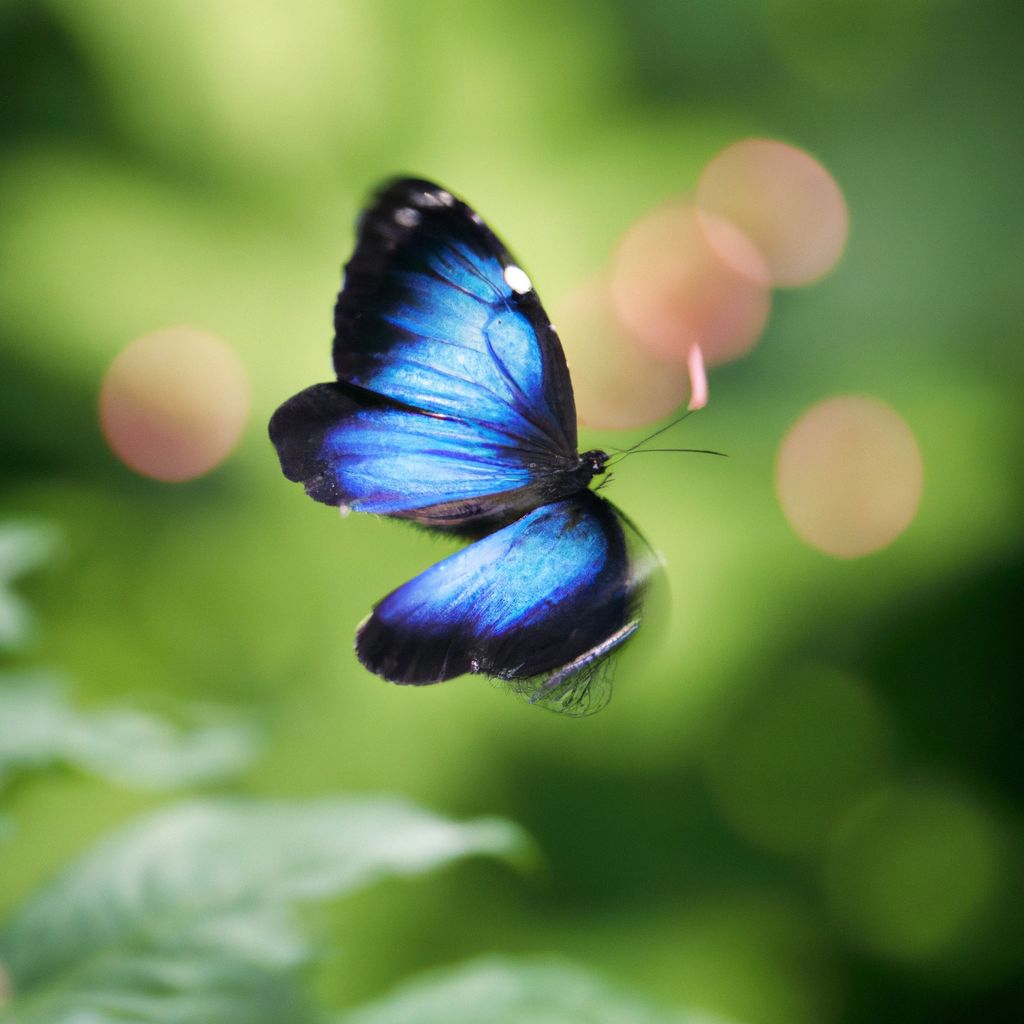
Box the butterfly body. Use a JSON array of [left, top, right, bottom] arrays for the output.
[[270, 178, 658, 713]]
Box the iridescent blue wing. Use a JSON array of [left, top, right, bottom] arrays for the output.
[[355, 492, 659, 715], [269, 178, 581, 529], [333, 178, 577, 446]]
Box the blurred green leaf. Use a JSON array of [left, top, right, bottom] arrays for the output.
[[339, 957, 734, 1024], [0, 672, 257, 792], [1, 955, 316, 1024], [0, 798, 527, 1023], [0, 524, 58, 651]]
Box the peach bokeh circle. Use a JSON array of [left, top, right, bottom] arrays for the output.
[[776, 395, 923, 558], [100, 326, 250, 482], [697, 138, 848, 287], [610, 200, 771, 367], [556, 278, 691, 430]]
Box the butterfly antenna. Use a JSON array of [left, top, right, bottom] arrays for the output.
[[604, 410, 727, 467], [619, 447, 727, 457], [619, 410, 696, 455]]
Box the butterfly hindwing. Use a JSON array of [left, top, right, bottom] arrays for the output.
[[270, 178, 583, 529], [355, 491, 657, 714]]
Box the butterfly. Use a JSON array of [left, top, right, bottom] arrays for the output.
[[269, 178, 660, 714]]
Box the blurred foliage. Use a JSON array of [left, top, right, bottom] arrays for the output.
[[0, 797, 527, 1023], [0, 670, 256, 794], [0, 525, 58, 650], [1, 1, 1021, 1022], [338, 957, 726, 1024]]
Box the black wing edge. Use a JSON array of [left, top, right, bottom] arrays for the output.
[[331, 175, 579, 450]]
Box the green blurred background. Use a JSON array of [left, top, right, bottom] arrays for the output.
[[1, 1, 1021, 1022]]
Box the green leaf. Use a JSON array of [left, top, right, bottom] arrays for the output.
[[0, 524, 58, 651], [339, 957, 735, 1024], [2, 956, 317, 1024], [0, 799, 527, 1023], [0, 672, 257, 792]]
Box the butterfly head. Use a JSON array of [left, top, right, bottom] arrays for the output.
[[581, 449, 610, 479]]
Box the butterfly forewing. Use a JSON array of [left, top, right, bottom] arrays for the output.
[[270, 381, 541, 518], [269, 178, 587, 530], [334, 178, 578, 451]]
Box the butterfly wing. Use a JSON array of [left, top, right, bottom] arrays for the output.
[[270, 178, 582, 529], [269, 380, 579, 529], [355, 491, 659, 715]]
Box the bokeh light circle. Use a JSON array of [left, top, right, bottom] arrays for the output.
[[776, 395, 923, 558], [705, 666, 889, 854], [610, 200, 771, 367], [555, 278, 690, 429], [100, 327, 250, 482], [697, 139, 848, 287], [825, 784, 1005, 962]]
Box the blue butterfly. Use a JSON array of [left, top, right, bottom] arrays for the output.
[[269, 178, 659, 714]]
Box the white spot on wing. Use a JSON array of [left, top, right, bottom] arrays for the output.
[[503, 264, 532, 294], [394, 206, 421, 228], [413, 189, 443, 208]]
